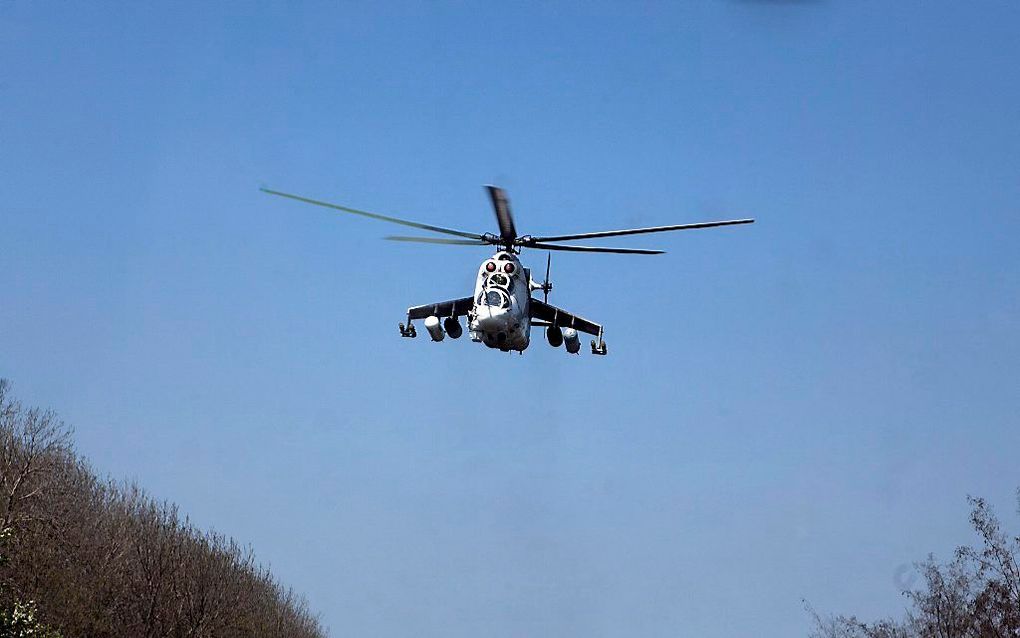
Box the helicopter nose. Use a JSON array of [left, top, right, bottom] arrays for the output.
[[476, 311, 502, 325], [474, 308, 510, 330]]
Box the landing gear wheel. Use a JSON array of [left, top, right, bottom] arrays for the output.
[[591, 339, 608, 356]]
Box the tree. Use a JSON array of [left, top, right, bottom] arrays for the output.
[[0, 380, 71, 530], [0, 380, 327, 637], [0, 527, 60, 638], [811, 492, 1020, 638]]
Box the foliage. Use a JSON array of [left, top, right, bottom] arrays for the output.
[[0, 380, 326, 637], [810, 492, 1020, 638], [0, 528, 59, 638], [0, 599, 61, 638]]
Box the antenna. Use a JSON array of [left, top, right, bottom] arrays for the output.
[[543, 252, 552, 303]]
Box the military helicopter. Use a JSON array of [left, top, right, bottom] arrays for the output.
[[261, 186, 753, 356]]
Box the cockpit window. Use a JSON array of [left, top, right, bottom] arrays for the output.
[[497, 254, 513, 261], [486, 273, 513, 293], [485, 290, 507, 307]]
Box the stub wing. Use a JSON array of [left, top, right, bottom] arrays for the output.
[[407, 297, 474, 321], [529, 299, 602, 337]]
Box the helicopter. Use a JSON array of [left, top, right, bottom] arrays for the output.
[[261, 186, 753, 356]]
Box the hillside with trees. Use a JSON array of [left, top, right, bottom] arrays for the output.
[[0, 380, 326, 637], [5, 375, 1016, 638], [811, 494, 1020, 637]]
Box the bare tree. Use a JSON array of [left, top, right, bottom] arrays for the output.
[[0, 380, 71, 529], [811, 492, 1020, 638], [0, 381, 327, 638]]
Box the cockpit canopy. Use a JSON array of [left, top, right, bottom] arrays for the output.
[[478, 290, 509, 308]]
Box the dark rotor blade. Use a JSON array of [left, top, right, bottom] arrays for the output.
[[384, 235, 489, 246], [527, 241, 664, 255], [485, 185, 517, 243], [261, 187, 484, 240], [531, 218, 754, 243]]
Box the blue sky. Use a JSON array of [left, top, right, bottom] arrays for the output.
[[2, 2, 1019, 636]]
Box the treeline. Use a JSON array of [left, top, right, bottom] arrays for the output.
[[0, 380, 327, 637], [811, 492, 1020, 637]]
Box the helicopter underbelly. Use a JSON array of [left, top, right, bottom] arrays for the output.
[[469, 307, 530, 352]]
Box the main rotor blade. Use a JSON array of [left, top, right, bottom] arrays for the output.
[[528, 241, 664, 255], [485, 185, 517, 243], [384, 235, 489, 246], [531, 218, 754, 243], [261, 188, 484, 240]]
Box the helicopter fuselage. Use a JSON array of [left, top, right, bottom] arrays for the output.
[[468, 251, 532, 352]]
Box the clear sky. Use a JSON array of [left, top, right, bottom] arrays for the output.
[[2, 2, 1019, 636]]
